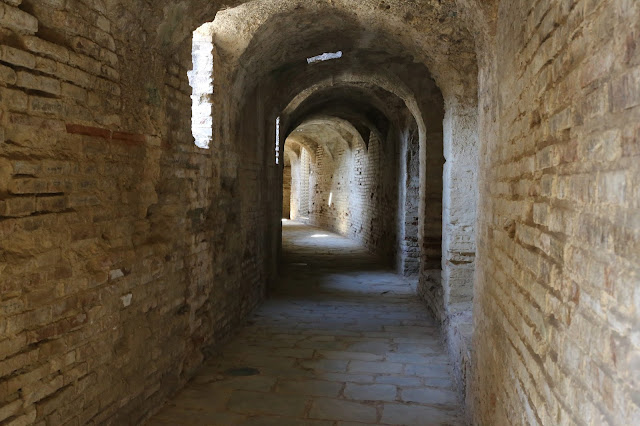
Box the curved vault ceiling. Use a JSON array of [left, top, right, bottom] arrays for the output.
[[209, 0, 478, 103], [108, 0, 482, 143], [106, 0, 488, 101], [283, 84, 410, 145], [286, 116, 367, 162]]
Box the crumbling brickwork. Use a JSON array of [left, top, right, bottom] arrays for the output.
[[397, 128, 421, 276]]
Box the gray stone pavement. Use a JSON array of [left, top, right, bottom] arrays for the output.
[[147, 221, 463, 425]]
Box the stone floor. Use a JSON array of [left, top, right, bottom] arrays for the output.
[[146, 221, 463, 425]]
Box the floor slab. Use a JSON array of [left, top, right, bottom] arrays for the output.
[[147, 221, 464, 425]]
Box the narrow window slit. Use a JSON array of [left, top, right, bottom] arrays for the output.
[[275, 116, 281, 164], [189, 24, 214, 149]]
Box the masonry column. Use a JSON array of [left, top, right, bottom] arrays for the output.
[[441, 102, 478, 317], [398, 128, 421, 276]]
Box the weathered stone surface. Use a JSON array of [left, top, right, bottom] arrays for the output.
[[471, 1, 640, 425], [0, 0, 637, 425], [146, 223, 462, 424], [343, 383, 398, 401]]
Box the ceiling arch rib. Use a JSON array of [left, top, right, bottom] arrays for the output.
[[285, 116, 366, 161], [283, 88, 398, 147], [280, 72, 427, 153], [143, 0, 480, 103], [288, 116, 367, 155]]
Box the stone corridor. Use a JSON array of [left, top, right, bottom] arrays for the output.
[[2, 0, 639, 423], [147, 221, 462, 425]]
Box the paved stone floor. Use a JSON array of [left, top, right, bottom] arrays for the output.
[[147, 221, 463, 425]]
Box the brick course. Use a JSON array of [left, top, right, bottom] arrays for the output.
[[473, 0, 640, 424]]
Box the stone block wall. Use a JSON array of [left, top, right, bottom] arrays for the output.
[[417, 129, 447, 320], [351, 133, 399, 263], [473, 0, 640, 424], [3, 0, 638, 424], [0, 1, 269, 424]]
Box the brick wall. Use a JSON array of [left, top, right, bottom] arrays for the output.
[[288, 124, 431, 270], [282, 163, 291, 219], [417, 130, 446, 312], [310, 141, 350, 232], [0, 1, 269, 424], [473, 0, 640, 424], [350, 133, 399, 262], [296, 131, 400, 264], [3, 0, 638, 424]]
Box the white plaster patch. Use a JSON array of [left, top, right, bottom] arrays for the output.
[[121, 293, 133, 307], [109, 269, 125, 280]]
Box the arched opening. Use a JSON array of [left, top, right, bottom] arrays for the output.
[[180, 0, 479, 414], [285, 117, 393, 253], [0, 1, 489, 424], [285, 141, 313, 222], [281, 83, 428, 268]]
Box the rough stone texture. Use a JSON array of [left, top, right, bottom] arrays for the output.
[[147, 222, 463, 425], [472, 0, 640, 424], [397, 127, 422, 277], [287, 126, 401, 265], [0, 0, 638, 424], [0, 1, 272, 424]]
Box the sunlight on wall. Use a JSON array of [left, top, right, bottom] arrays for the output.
[[188, 24, 214, 149]]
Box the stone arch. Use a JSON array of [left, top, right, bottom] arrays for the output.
[[252, 27, 478, 393], [280, 74, 431, 267], [12, 1, 639, 425], [110, 0, 483, 409]]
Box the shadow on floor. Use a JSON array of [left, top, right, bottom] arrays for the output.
[[146, 221, 464, 426]]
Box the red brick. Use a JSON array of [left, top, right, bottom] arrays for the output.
[[65, 124, 111, 139]]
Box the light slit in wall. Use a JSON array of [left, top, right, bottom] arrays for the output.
[[328, 192, 333, 206], [189, 24, 214, 149], [307, 51, 343, 64], [275, 116, 280, 164]]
